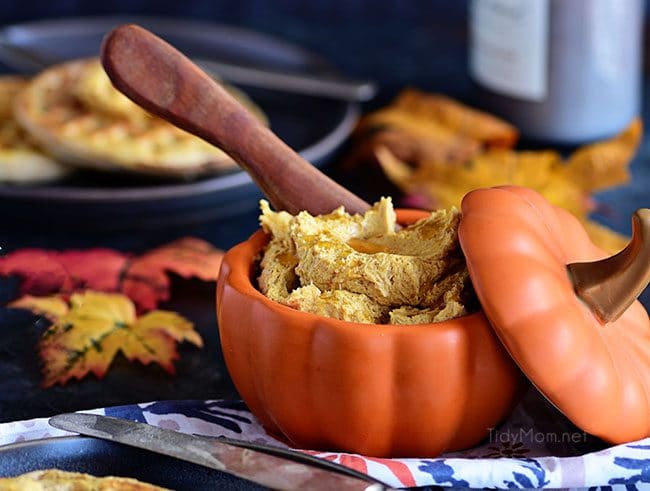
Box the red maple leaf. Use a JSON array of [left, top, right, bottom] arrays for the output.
[[0, 237, 224, 311], [0, 248, 125, 296], [57, 249, 129, 292], [122, 237, 225, 311]]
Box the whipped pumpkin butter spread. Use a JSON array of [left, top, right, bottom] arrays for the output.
[[257, 198, 477, 324]]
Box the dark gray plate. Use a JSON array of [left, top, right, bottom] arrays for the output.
[[0, 16, 358, 229]]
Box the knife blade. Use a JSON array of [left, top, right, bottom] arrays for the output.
[[49, 413, 391, 491], [0, 41, 377, 102], [195, 59, 377, 101]]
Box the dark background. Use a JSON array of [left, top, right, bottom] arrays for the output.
[[0, 1, 646, 239], [0, 1, 480, 250], [0, 0, 647, 236], [0, 1, 648, 422], [0, 1, 471, 107]]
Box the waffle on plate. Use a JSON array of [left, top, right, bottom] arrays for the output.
[[0, 76, 70, 183], [0, 469, 170, 490], [14, 58, 267, 178]]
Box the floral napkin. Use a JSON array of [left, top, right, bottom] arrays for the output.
[[0, 389, 648, 490]]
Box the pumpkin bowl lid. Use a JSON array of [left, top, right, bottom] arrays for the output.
[[458, 185, 650, 445]]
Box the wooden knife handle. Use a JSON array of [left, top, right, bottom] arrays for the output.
[[100, 24, 370, 215]]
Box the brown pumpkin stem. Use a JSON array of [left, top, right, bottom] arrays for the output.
[[567, 209, 650, 323]]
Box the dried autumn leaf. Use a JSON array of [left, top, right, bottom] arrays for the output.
[[376, 144, 629, 255], [116, 310, 203, 371], [37, 291, 202, 387], [0, 249, 74, 296], [0, 248, 127, 296], [122, 237, 225, 311], [0, 237, 224, 311], [345, 89, 518, 170], [391, 89, 519, 147], [57, 249, 129, 292], [563, 117, 641, 192], [351, 106, 482, 167], [345, 90, 640, 256], [377, 118, 640, 224], [9, 295, 69, 320], [377, 145, 589, 216]]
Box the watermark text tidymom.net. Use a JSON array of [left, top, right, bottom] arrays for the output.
[[488, 427, 588, 445]]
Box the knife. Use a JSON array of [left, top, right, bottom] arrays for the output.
[[0, 41, 377, 102], [49, 413, 391, 491], [195, 59, 377, 101]]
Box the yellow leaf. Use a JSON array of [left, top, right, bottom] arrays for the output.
[[358, 91, 640, 255], [564, 118, 641, 192], [38, 291, 201, 387], [135, 311, 203, 347], [9, 295, 69, 320], [107, 310, 202, 373], [375, 143, 630, 253], [69, 291, 136, 324]]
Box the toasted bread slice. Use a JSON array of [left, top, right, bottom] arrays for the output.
[[0, 76, 69, 183], [14, 58, 266, 178]]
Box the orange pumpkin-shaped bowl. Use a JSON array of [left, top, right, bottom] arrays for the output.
[[216, 209, 525, 457]]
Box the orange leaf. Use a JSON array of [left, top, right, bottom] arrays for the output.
[[122, 237, 224, 311], [37, 291, 202, 387]]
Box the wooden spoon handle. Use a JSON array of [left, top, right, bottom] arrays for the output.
[[100, 24, 370, 215]]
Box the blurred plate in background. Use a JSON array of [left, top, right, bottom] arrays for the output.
[[0, 16, 359, 229]]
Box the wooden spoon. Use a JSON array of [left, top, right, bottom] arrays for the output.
[[100, 24, 370, 216]]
